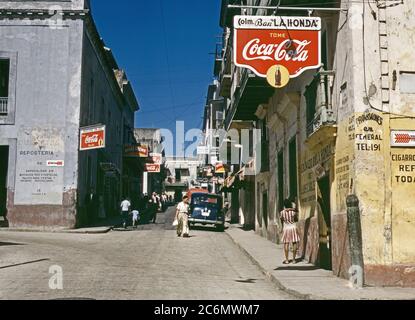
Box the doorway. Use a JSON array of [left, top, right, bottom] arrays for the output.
[[0, 146, 9, 220], [262, 192, 268, 229], [317, 175, 332, 270]]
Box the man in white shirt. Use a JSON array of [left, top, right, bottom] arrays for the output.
[[175, 195, 190, 238], [120, 198, 131, 229]]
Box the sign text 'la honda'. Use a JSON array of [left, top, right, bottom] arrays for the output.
[[234, 15, 322, 88]]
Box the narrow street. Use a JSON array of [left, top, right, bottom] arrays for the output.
[[0, 207, 294, 300]]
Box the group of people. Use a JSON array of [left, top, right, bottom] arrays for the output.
[[120, 192, 173, 229], [172, 194, 301, 266], [121, 191, 301, 265]]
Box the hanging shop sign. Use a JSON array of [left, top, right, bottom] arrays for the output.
[[215, 162, 226, 174], [150, 153, 163, 164], [234, 15, 321, 88], [124, 144, 149, 158], [80, 125, 106, 151], [391, 130, 415, 147], [145, 163, 161, 173]]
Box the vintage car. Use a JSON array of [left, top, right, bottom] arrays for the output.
[[188, 193, 225, 232]]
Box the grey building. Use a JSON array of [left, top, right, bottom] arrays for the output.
[[0, 0, 139, 228]]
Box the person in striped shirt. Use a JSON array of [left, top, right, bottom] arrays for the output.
[[280, 199, 301, 264]]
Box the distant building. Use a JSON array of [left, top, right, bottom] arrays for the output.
[[133, 128, 166, 195], [0, 0, 139, 228], [164, 157, 202, 202]]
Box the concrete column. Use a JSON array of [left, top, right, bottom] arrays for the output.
[[346, 194, 365, 287]]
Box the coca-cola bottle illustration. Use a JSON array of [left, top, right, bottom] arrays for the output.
[[275, 66, 282, 87]]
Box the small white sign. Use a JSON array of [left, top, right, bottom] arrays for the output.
[[197, 146, 209, 155], [391, 130, 415, 147], [47, 160, 65, 167]]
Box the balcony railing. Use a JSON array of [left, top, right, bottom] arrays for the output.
[[306, 107, 336, 137], [305, 70, 336, 137], [0, 97, 8, 115]]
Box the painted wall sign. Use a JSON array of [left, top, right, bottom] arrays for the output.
[[391, 130, 415, 147], [15, 128, 65, 205], [234, 15, 321, 88], [145, 163, 161, 173], [80, 125, 106, 151]]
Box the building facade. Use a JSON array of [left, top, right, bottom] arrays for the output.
[[0, 0, 139, 228], [133, 128, 166, 196], [164, 157, 202, 202], [216, 0, 415, 287]]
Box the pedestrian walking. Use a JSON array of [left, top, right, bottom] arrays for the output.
[[149, 194, 158, 224], [175, 195, 190, 238], [280, 198, 301, 264], [132, 209, 140, 228], [120, 197, 131, 229]]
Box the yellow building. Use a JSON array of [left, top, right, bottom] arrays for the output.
[[218, 0, 415, 287]]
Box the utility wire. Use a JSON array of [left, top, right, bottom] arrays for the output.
[[159, 0, 177, 123]]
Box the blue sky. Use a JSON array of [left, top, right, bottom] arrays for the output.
[[91, 0, 222, 155]]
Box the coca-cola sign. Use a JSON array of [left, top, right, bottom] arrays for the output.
[[234, 16, 321, 87], [124, 144, 149, 158], [80, 125, 106, 151], [145, 163, 161, 173]]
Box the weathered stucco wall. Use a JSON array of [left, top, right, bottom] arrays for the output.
[[0, 14, 84, 228]]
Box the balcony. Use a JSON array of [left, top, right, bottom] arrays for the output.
[[0, 97, 7, 115], [218, 33, 232, 98], [214, 43, 223, 78], [225, 69, 274, 130], [305, 70, 337, 147]]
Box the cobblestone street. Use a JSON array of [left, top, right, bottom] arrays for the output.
[[0, 207, 293, 300]]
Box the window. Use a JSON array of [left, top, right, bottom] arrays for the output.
[[0, 52, 17, 124], [249, 129, 254, 157], [321, 31, 328, 70], [260, 119, 269, 172], [0, 59, 10, 115], [305, 76, 319, 126], [400, 72, 415, 94], [175, 169, 182, 182]]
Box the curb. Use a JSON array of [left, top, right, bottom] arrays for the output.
[[0, 227, 113, 235], [224, 230, 324, 300]]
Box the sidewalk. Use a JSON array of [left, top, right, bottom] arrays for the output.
[[226, 225, 415, 300], [0, 226, 112, 234], [0, 217, 119, 234]]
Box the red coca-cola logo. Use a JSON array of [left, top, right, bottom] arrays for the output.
[[80, 126, 106, 151], [234, 16, 321, 78], [85, 134, 99, 144]]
